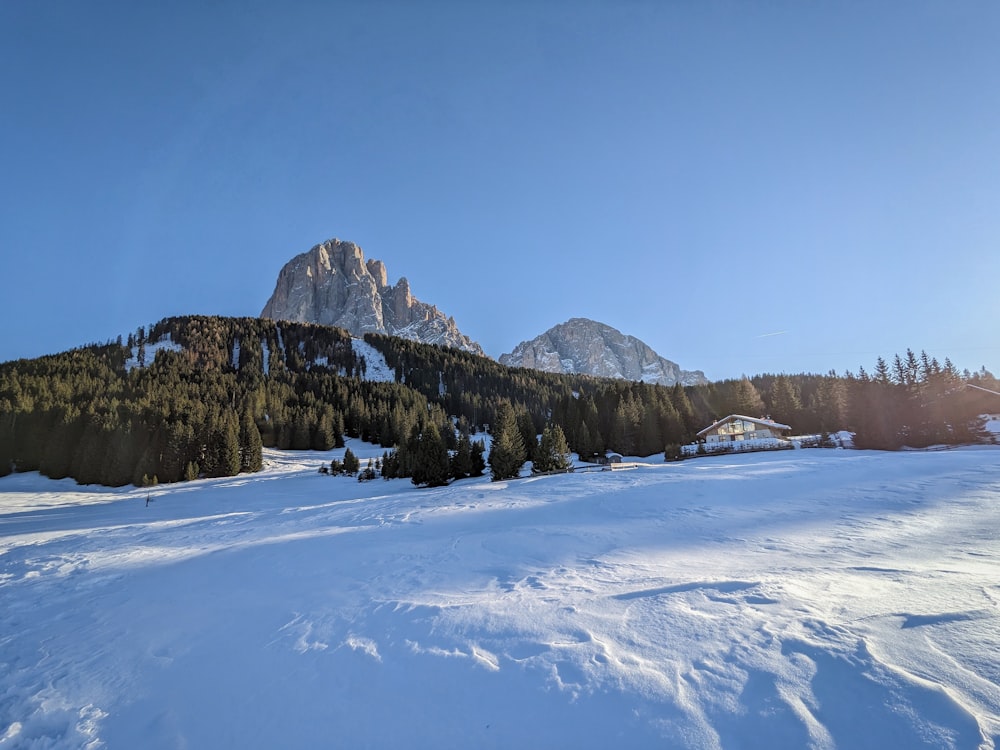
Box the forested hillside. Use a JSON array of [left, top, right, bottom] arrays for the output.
[[1, 316, 996, 487]]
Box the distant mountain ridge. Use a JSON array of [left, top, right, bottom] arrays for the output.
[[500, 318, 708, 386], [261, 238, 484, 355]]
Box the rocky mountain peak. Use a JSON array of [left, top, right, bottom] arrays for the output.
[[366, 259, 388, 288], [261, 238, 484, 355], [499, 318, 707, 386]]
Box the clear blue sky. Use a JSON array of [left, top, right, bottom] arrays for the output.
[[2, 1, 998, 381]]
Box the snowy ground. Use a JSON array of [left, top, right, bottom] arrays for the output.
[[1, 443, 999, 749]]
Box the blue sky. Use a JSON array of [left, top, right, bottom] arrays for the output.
[[2, 1, 998, 381]]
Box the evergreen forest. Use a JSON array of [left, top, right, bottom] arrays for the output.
[[0, 315, 996, 488]]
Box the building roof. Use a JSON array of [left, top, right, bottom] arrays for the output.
[[696, 414, 792, 438]]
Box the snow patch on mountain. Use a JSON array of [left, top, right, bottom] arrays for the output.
[[125, 335, 183, 370], [351, 338, 395, 383]]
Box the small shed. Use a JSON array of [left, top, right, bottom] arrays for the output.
[[590, 452, 624, 466], [697, 415, 792, 446]]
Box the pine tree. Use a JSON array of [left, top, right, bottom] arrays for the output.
[[534, 423, 571, 473], [730, 378, 766, 417], [470, 439, 486, 477], [291, 410, 313, 451], [638, 405, 663, 457], [874, 357, 892, 385], [489, 402, 526, 481], [218, 412, 242, 477], [669, 383, 698, 436], [160, 422, 194, 483], [203, 412, 240, 478], [312, 409, 336, 451], [450, 433, 473, 479], [815, 373, 847, 433], [381, 449, 399, 479], [847, 365, 901, 450], [101, 422, 138, 487], [574, 422, 597, 461], [612, 394, 642, 455], [14, 410, 48, 473], [517, 411, 537, 461], [239, 409, 263, 473], [72, 419, 109, 486], [40, 410, 82, 480], [769, 376, 802, 427], [342, 447, 360, 475], [412, 423, 450, 487]]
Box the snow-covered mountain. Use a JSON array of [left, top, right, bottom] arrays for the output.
[[262, 238, 484, 355], [500, 318, 707, 386]]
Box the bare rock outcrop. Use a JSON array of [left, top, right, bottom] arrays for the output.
[[499, 318, 707, 386], [261, 238, 484, 355]]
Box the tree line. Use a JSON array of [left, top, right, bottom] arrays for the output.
[[844, 350, 994, 449], [1, 316, 997, 488]]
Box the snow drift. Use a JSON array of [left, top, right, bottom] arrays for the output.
[[1, 445, 999, 749]]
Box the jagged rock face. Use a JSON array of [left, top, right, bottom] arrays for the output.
[[499, 318, 707, 386], [261, 239, 484, 355]]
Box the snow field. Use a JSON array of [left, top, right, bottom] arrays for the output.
[[1, 444, 999, 749]]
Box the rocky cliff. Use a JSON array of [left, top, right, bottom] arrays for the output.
[[499, 318, 707, 386], [261, 238, 484, 355]]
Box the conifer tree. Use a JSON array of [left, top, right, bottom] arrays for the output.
[[312, 408, 336, 452], [450, 432, 473, 479], [412, 423, 450, 487], [343, 447, 360, 475], [291, 410, 313, 451], [489, 402, 526, 481], [470, 439, 486, 477], [612, 394, 642, 455], [534, 423, 571, 473], [13, 410, 48, 473], [334, 413, 346, 448], [815, 373, 847, 433], [580, 396, 604, 454], [203, 413, 240, 478], [517, 411, 537, 461], [161, 422, 194, 483], [874, 357, 892, 385], [101, 422, 138, 487], [730, 378, 766, 417], [638, 404, 663, 457], [381, 449, 399, 479], [218, 412, 242, 477], [72, 419, 108, 486], [669, 383, 698, 435], [40, 410, 81, 480], [239, 409, 263, 473], [769, 376, 802, 427]]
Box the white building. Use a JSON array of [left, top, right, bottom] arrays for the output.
[[697, 415, 792, 446]]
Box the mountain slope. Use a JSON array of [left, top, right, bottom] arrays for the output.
[[261, 238, 484, 355], [500, 318, 707, 386]]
